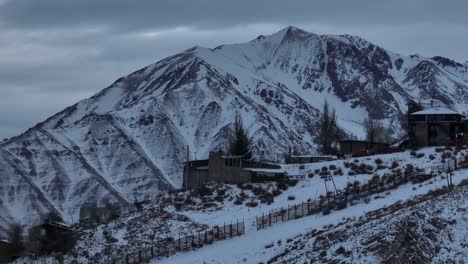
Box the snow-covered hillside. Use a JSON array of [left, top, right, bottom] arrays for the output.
[[1, 26, 468, 231], [13, 148, 468, 263]]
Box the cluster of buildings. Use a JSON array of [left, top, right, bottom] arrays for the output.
[[183, 101, 468, 190]]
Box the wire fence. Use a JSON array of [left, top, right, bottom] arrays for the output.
[[257, 156, 468, 230], [111, 221, 245, 264]]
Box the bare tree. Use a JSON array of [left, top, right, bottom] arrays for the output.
[[318, 100, 338, 155], [363, 116, 393, 143]]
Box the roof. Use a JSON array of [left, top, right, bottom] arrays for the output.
[[37, 221, 72, 230], [221, 155, 245, 159], [243, 168, 284, 173], [411, 107, 462, 116], [338, 140, 388, 145], [291, 155, 336, 158]]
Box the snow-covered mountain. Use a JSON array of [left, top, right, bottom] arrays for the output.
[[1, 26, 467, 231]]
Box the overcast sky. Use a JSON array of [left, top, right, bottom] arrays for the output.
[[1, 0, 467, 139]]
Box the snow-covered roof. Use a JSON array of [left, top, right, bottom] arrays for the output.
[[411, 107, 462, 116], [291, 155, 337, 159]]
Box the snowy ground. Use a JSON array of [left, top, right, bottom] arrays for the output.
[[154, 169, 468, 264], [15, 147, 468, 263]]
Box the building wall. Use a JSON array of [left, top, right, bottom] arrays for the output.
[[339, 142, 368, 155], [184, 169, 208, 190], [207, 152, 252, 184], [288, 156, 335, 164], [412, 122, 459, 146]]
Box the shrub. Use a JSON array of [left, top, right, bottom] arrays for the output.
[[376, 164, 387, 170], [214, 195, 224, 202], [435, 147, 444, 153], [287, 195, 296, 201], [299, 165, 305, 170], [174, 203, 183, 211], [252, 186, 266, 196], [244, 184, 253, 190], [374, 158, 383, 165], [314, 169, 320, 174], [322, 166, 328, 172], [329, 164, 337, 170], [429, 154, 435, 160], [344, 162, 350, 168], [272, 189, 282, 196], [308, 173, 314, 178], [391, 161, 399, 169], [246, 201, 258, 207], [458, 179, 468, 187], [416, 153, 425, 158], [334, 168, 343, 176], [197, 186, 213, 196], [442, 152, 452, 159], [234, 199, 243, 205]]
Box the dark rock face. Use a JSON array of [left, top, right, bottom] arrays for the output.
[[1, 26, 467, 230]]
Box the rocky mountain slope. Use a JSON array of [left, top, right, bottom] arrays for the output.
[[1, 26, 467, 231]]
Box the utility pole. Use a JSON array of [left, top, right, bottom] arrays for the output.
[[185, 145, 190, 191]]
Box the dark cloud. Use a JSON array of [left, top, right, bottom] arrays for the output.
[[0, 0, 467, 138], [1, 0, 467, 31]]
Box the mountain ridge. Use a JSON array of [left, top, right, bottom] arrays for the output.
[[1, 26, 467, 232]]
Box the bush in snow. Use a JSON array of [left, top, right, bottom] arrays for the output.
[[246, 201, 258, 207]]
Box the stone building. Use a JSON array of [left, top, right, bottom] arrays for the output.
[[408, 107, 466, 146], [183, 151, 283, 190]]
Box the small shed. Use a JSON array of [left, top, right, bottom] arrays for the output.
[[338, 140, 389, 156], [31, 222, 73, 241]]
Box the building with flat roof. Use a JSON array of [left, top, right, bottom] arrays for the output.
[[408, 106, 466, 146], [183, 151, 283, 190], [338, 140, 389, 156]]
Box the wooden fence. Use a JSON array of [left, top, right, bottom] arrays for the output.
[[111, 221, 245, 264], [257, 156, 467, 230]]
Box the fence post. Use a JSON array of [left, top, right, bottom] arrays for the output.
[[230, 223, 233, 238], [126, 255, 129, 264], [151, 245, 154, 258], [138, 251, 142, 263], [269, 211, 272, 227]]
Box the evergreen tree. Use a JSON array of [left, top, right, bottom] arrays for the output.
[[8, 223, 24, 254], [228, 112, 252, 159], [318, 100, 338, 155]]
